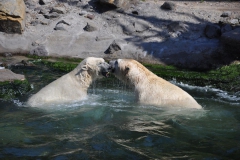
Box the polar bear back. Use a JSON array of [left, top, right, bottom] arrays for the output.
[[27, 73, 87, 107], [137, 75, 201, 108]]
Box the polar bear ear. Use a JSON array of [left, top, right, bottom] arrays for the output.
[[81, 65, 88, 71]]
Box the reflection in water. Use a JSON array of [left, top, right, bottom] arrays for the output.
[[0, 66, 240, 159]]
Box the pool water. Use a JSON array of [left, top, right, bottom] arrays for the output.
[[0, 65, 239, 159]]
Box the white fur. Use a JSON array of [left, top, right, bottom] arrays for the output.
[[27, 57, 106, 107], [113, 59, 202, 109]]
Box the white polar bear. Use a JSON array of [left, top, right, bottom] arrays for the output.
[[27, 57, 111, 107], [109, 59, 202, 109]]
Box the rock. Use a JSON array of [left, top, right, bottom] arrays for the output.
[[221, 11, 231, 18], [56, 20, 70, 26], [54, 20, 70, 30], [0, 0, 26, 34], [83, 4, 94, 12], [50, 7, 66, 14], [30, 20, 40, 26], [79, 10, 88, 16], [229, 19, 239, 25], [39, 8, 49, 15], [39, 0, 52, 5], [221, 28, 240, 58], [99, 0, 130, 9], [83, 23, 97, 32], [56, 0, 79, 5], [219, 17, 229, 25], [30, 45, 49, 56], [167, 22, 189, 33], [161, 2, 176, 10], [104, 40, 121, 54], [204, 24, 221, 39], [221, 24, 232, 34], [85, 14, 95, 20], [44, 12, 59, 19], [134, 20, 150, 33], [132, 10, 138, 15], [0, 69, 25, 82], [122, 23, 135, 35], [25, 0, 37, 9], [40, 19, 49, 25], [3, 53, 12, 57], [54, 23, 67, 31]]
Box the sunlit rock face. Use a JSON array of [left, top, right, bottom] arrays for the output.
[[0, 0, 26, 34]]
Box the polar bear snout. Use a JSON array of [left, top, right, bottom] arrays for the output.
[[109, 60, 117, 73], [100, 62, 111, 77]]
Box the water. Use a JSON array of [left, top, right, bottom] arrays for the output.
[[0, 65, 240, 159]]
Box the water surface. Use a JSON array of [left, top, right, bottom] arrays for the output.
[[0, 65, 239, 159]]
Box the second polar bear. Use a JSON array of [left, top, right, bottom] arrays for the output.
[[109, 59, 202, 109], [27, 57, 111, 107]]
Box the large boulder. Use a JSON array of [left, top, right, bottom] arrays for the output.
[[221, 28, 240, 58], [0, 0, 26, 34], [204, 24, 221, 39]]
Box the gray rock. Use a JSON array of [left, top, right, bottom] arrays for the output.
[[132, 10, 139, 15], [167, 22, 189, 33], [79, 11, 88, 16], [39, 8, 49, 15], [83, 23, 97, 32], [30, 20, 40, 26], [54, 23, 67, 31], [161, 2, 176, 10], [134, 20, 150, 33], [50, 7, 66, 14], [30, 45, 49, 56], [220, 11, 231, 17], [0, 0, 26, 34], [99, 0, 130, 9], [229, 19, 239, 25], [40, 19, 50, 25], [122, 24, 135, 35], [104, 40, 121, 54], [3, 53, 12, 57], [204, 24, 221, 39], [219, 17, 229, 25], [39, 0, 52, 5], [44, 12, 60, 19], [0, 69, 25, 82], [221, 24, 232, 34], [221, 28, 240, 58], [56, 20, 70, 26], [54, 20, 70, 30], [85, 14, 95, 20], [25, 0, 37, 9]]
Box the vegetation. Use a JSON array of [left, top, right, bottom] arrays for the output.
[[0, 80, 31, 100], [144, 63, 240, 92]]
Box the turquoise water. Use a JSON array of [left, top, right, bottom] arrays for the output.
[[0, 65, 239, 159]]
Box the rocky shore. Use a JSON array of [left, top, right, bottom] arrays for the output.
[[0, 0, 240, 96]]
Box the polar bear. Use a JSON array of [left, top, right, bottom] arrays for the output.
[[109, 59, 202, 109], [27, 57, 111, 107]]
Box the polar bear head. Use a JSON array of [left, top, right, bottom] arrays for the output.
[[109, 59, 148, 84], [73, 57, 111, 80]]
